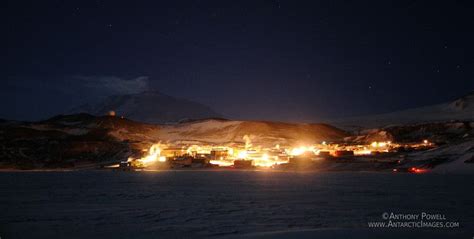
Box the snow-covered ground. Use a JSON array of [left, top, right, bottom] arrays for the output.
[[428, 139, 474, 174], [0, 171, 473, 238], [331, 92, 474, 129]]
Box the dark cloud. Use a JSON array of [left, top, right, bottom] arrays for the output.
[[72, 76, 149, 95]]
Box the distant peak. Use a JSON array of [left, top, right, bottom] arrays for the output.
[[70, 90, 221, 124]]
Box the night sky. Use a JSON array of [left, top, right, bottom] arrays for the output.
[[3, 0, 474, 122]]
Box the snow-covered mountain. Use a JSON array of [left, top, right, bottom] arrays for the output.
[[71, 91, 221, 124], [332, 91, 474, 129]]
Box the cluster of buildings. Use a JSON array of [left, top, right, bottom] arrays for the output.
[[117, 139, 435, 171]]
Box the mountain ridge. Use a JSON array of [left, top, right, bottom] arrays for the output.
[[331, 91, 474, 129]]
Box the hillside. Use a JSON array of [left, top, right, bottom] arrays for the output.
[[2, 112, 472, 171], [0, 114, 348, 169], [147, 119, 347, 146], [0, 114, 160, 169]]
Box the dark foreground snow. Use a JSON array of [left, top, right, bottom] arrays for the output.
[[0, 171, 473, 238]]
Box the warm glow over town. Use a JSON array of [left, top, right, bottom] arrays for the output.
[[121, 136, 435, 171]]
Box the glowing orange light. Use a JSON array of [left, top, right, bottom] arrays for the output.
[[410, 167, 427, 174]]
